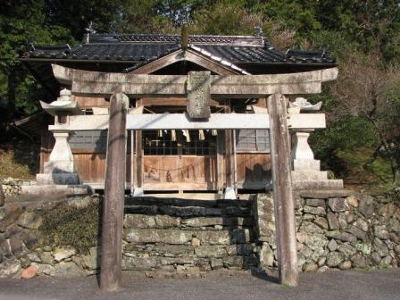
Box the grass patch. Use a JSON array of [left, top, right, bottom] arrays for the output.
[[39, 201, 101, 254], [0, 150, 34, 180], [336, 147, 393, 184]]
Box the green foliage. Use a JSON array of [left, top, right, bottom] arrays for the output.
[[256, 0, 322, 38], [39, 201, 100, 254], [311, 116, 378, 154], [309, 116, 380, 179], [0, 0, 73, 122], [191, 1, 263, 35], [336, 148, 393, 183]]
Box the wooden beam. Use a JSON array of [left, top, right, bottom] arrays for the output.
[[184, 50, 240, 75], [130, 50, 183, 74], [52, 65, 338, 97], [130, 49, 239, 75], [52, 64, 72, 85], [100, 93, 129, 291], [74, 96, 109, 109], [49, 113, 325, 131], [139, 97, 221, 107], [140, 97, 188, 106], [268, 93, 298, 287]]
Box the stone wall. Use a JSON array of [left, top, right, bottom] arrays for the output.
[[0, 194, 98, 278], [0, 188, 399, 279], [256, 190, 400, 272], [121, 197, 257, 277]]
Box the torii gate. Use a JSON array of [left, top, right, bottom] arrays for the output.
[[45, 64, 338, 290]]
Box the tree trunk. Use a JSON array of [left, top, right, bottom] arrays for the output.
[[7, 70, 16, 122]]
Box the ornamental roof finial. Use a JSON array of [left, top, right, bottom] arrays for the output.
[[181, 24, 189, 50], [83, 21, 96, 44]]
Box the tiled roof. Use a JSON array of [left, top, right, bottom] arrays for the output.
[[22, 33, 335, 69], [89, 33, 266, 47], [28, 43, 181, 61]]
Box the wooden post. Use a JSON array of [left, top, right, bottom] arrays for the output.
[[135, 130, 143, 193], [100, 92, 128, 291], [130, 130, 134, 195], [132, 99, 144, 196], [216, 130, 225, 194], [224, 102, 236, 199], [267, 93, 298, 287]]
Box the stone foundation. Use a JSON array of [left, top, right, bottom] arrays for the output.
[[0, 187, 399, 278], [121, 197, 257, 276], [256, 190, 400, 271]]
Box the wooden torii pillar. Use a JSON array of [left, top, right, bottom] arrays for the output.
[[100, 93, 128, 291], [268, 94, 298, 286]]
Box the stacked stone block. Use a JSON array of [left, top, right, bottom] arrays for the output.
[[0, 189, 399, 278], [255, 190, 400, 272], [121, 197, 258, 276]]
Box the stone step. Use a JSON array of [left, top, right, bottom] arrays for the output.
[[124, 214, 253, 229], [122, 253, 258, 271], [139, 193, 221, 200], [125, 197, 251, 208], [292, 179, 344, 190], [181, 216, 253, 227], [124, 204, 252, 218], [293, 159, 321, 170], [292, 170, 328, 181], [124, 228, 252, 245], [124, 243, 256, 258]]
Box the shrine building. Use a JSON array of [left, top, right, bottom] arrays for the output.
[[19, 31, 342, 198]]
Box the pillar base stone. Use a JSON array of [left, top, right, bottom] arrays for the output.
[[36, 173, 80, 185], [224, 187, 237, 199], [133, 188, 144, 197], [292, 179, 343, 190]]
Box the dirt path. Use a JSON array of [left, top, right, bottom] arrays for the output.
[[0, 269, 399, 300]]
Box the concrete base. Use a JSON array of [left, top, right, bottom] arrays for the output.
[[44, 161, 75, 174], [36, 173, 80, 185], [224, 187, 237, 199], [133, 188, 144, 197], [292, 179, 344, 190], [20, 184, 91, 196], [293, 159, 320, 170], [292, 170, 329, 181]]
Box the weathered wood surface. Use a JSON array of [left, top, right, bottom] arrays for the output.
[[216, 131, 225, 191], [130, 130, 134, 195], [100, 93, 128, 291], [42, 150, 272, 190], [49, 113, 326, 131], [224, 104, 234, 189], [135, 130, 143, 190], [143, 155, 217, 189], [52, 64, 338, 97], [268, 93, 298, 287], [74, 96, 109, 108], [225, 129, 235, 187], [236, 153, 271, 189], [130, 49, 240, 75], [138, 97, 222, 107]]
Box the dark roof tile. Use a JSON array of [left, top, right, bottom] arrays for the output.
[[22, 33, 336, 71], [90, 33, 264, 47]]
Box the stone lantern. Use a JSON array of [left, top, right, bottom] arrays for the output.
[[36, 89, 81, 185], [289, 97, 343, 189]]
